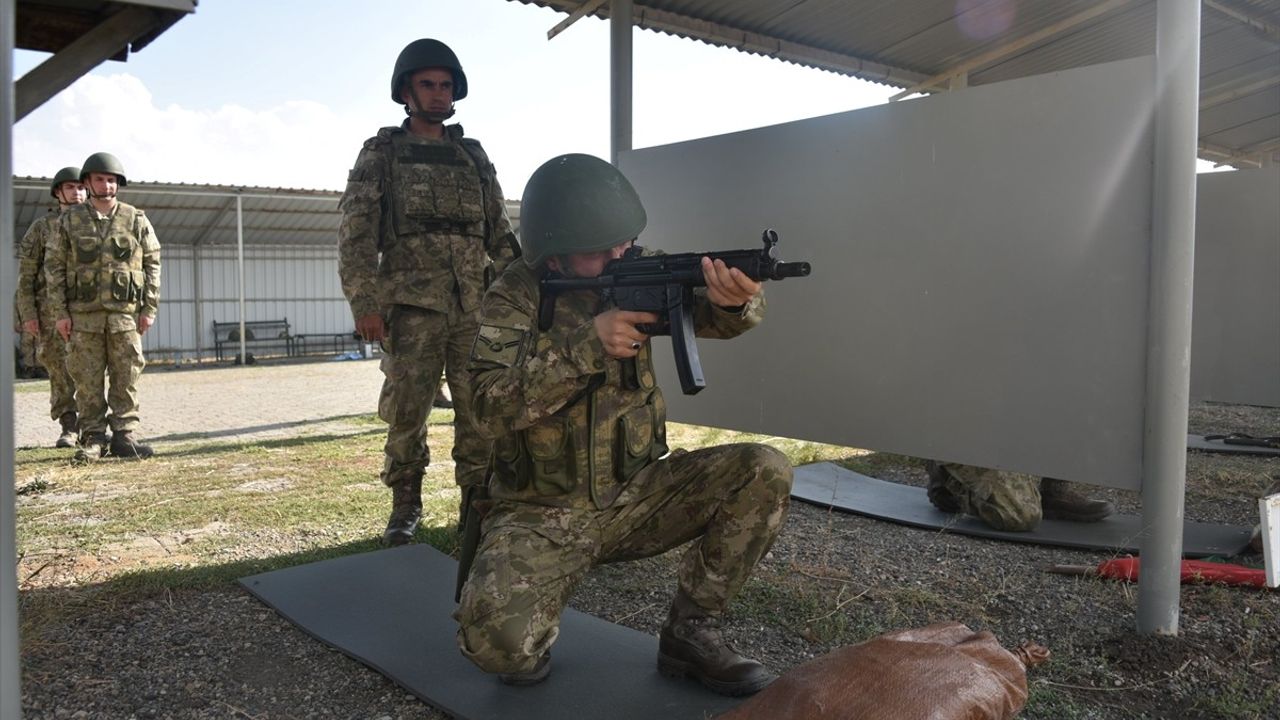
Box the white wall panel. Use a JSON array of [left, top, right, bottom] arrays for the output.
[[620, 56, 1157, 490], [1190, 167, 1280, 407]]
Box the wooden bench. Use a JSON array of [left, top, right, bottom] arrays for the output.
[[212, 318, 294, 362]]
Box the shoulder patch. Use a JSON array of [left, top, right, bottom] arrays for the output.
[[471, 324, 530, 367]]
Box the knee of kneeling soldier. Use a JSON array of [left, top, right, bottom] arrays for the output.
[[457, 617, 544, 674], [741, 443, 794, 494]]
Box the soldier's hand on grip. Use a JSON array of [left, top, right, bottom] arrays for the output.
[[595, 309, 658, 359], [702, 256, 760, 309], [56, 318, 72, 342]]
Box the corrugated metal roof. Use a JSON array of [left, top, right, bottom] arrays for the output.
[[12, 179, 341, 247], [512, 0, 1280, 167], [12, 178, 521, 247]]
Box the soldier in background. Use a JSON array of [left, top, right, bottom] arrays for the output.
[[45, 152, 161, 460], [925, 461, 1114, 531], [16, 166, 86, 447], [455, 154, 792, 696], [339, 39, 519, 546]]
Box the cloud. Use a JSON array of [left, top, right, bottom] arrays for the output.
[[14, 73, 363, 190]]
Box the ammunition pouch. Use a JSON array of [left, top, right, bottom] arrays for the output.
[[110, 235, 134, 261]]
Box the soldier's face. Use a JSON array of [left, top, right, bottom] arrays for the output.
[[401, 68, 455, 118], [56, 181, 86, 206], [549, 239, 634, 278], [86, 172, 118, 200]]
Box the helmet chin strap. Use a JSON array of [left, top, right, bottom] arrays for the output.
[[405, 86, 455, 123]]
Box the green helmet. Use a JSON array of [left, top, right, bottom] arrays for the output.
[[80, 152, 127, 186], [391, 39, 468, 103], [50, 166, 81, 197], [520, 154, 648, 268]]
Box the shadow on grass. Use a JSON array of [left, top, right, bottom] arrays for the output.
[[147, 412, 384, 443], [19, 522, 462, 623], [156, 428, 390, 459]]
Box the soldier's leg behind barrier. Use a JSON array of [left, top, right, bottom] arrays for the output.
[[945, 464, 1042, 532]]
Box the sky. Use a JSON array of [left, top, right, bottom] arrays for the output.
[[12, 0, 901, 196]]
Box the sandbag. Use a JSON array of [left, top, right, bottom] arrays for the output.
[[719, 622, 1049, 720]]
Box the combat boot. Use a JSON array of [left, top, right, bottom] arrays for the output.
[[55, 412, 78, 448], [73, 431, 110, 464], [1040, 478, 1114, 522], [498, 652, 551, 686], [658, 591, 775, 697], [383, 472, 423, 546], [109, 430, 154, 460], [924, 461, 962, 514]]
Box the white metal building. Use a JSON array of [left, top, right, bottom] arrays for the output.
[[12, 178, 521, 362]]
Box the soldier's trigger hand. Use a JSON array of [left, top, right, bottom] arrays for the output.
[[594, 309, 658, 359], [56, 318, 72, 341]]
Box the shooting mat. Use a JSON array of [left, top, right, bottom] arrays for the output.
[[1188, 434, 1280, 457], [239, 544, 742, 720], [792, 462, 1254, 558]]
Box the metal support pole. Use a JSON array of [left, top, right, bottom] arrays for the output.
[[192, 245, 203, 360], [2, 0, 25, 714], [236, 193, 247, 364], [610, 0, 633, 166], [1137, 0, 1200, 635]]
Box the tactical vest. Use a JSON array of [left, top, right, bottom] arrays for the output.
[[388, 131, 486, 238], [489, 282, 672, 510], [64, 203, 147, 315]]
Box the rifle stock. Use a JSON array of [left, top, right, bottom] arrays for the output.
[[538, 229, 811, 394]]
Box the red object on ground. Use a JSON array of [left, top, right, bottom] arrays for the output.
[[1094, 556, 1268, 588]]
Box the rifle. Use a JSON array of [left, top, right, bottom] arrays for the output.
[[538, 229, 811, 395]]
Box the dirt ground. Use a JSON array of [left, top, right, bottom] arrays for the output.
[[11, 362, 1280, 719]]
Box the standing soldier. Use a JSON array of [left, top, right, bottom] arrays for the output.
[[16, 167, 86, 446], [339, 39, 519, 546], [45, 152, 161, 460]]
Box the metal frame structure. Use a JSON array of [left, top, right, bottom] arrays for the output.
[[519, 0, 1280, 169], [515, 0, 1267, 633]]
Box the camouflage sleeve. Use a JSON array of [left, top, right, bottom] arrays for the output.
[[44, 217, 72, 322], [482, 162, 518, 276], [467, 270, 608, 438], [337, 143, 387, 320], [137, 213, 162, 318], [14, 217, 48, 324], [692, 288, 766, 340]]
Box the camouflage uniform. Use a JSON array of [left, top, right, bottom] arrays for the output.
[[44, 201, 161, 437], [926, 461, 1042, 531], [16, 211, 76, 418], [455, 261, 794, 675], [338, 120, 517, 497]]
